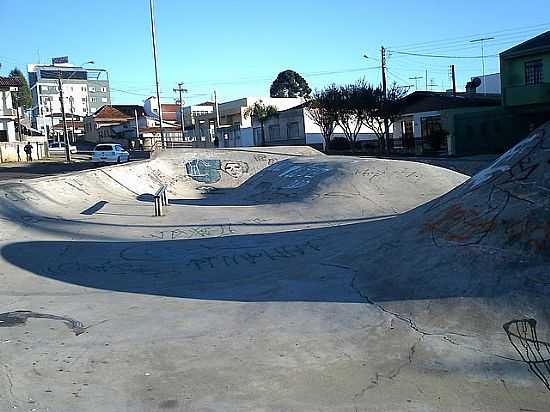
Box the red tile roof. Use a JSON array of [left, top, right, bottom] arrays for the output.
[[93, 105, 133, 120]]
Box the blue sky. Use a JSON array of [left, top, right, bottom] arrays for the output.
[[1, 0, 548, 105]]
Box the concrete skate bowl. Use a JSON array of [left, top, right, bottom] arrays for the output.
[[0, 130, 549, 411]]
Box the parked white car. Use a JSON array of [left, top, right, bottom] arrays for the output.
[[48, 141, 77, 154], [92, 143, 130, 164]]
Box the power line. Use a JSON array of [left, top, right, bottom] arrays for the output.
[[388, 22, 549, 50], [388, 50, 499, 59]]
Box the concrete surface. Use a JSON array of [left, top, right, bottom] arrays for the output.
[[0, 132, 548, 411]]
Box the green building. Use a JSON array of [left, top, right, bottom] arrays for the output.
[[500, 30, 550, 115]]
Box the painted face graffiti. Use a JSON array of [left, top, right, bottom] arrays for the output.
[[223, 161, 249, 178]]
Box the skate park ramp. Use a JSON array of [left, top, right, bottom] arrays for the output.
[[0, 125, 549, 411]]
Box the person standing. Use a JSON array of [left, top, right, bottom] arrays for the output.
[[24, 142, 33, 162], [16, 145, 21, 162]]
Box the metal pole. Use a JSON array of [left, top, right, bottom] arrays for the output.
[[134, 108, 140, 141], [173, 82, 187, 141], [57, 72, 71, 162], [451, 65, 456, 96], [49, 98, 56, 142], [69, 96, 75, 144], [149, 0, 165, 149], [470, 37, 494, 95], [214, 90, 221, 147], [381, 46, 390, 153]]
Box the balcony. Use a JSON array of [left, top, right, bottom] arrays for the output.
[[503, 82, 550, 107], [0, 107, 16, 118]]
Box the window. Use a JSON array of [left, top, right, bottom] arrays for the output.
[[0, 130, 8, 142], [101, 98, 108, 103], [90, 97, 97, 103], [525, 60, 543, 85], [89, 87, 96, 92], [82, 86, 86, 92], [287, 122, 300, 138], [82, 98, 87, 103], [101, 87, 107, 93], [421, 116, 442, 137], [268, 125, 280, 141]]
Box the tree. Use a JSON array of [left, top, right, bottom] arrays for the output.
[[9, 68, 32, 110], [333, 79, 374, 153], [270, 70, 311, 98], [243, 100, 278, 146], [306, 85, 339, 151], [362, 82, 407, 153]]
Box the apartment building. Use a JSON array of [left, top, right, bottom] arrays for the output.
[[28, 60, 110, 136]]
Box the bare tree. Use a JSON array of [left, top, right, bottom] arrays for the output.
[[306, 85, 339, 151], [334, 79, 373, 153], [363, 82, 407, 153]]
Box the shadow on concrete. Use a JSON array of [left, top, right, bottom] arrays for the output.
[[0, 222, 381, 303], [80, 201, 108, 215], [1, 215, 544, 304]]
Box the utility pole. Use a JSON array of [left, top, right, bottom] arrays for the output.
[[173, 82, 187, 141], [57, 72, 71, 162], [381, 46, 390, 153], [69, 96, 76, 144], [450, 64, 457, 96], [409, 76, 422, 91], [470, 37, 494, 95], [134, 109, 140, 143], [214, 90, 221, 147], [149, 0, 165, 149], [48, 98, 54, 142], [425, 70, 428, 91]]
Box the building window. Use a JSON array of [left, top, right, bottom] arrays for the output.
[[268, 125, 280, 141], [525, 60, 543, 85], [101, 98, 108, 103], [287, 122, 300, 138], [101, 87, 107, 93], [90, 97, 97, 103], [89, 87, 96, 92], [0, 130, 8, 142], [421, 116, 442, 137]]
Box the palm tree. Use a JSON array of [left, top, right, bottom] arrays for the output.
[[244, 100, 278, 146]]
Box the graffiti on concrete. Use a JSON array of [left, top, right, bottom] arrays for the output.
[[185, 159, 222, 183], [277, 164, 332, 189], [503, 318, 550, 392], [423, 127, 550, 256], [223, 161, 249, 179], [185, 159, 250, 183], [144, 224, 236, 240], [0, 311, 86, 336]]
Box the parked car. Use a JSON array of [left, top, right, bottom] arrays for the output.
[[48, 141, 77, 154], [92, 143, 130, 164]]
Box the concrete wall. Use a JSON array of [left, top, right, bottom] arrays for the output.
[[0, 140, 48, 163]]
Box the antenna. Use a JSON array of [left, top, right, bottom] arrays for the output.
[[470, 37, 495, 95]]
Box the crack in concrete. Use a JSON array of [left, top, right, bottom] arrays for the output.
[[3, 363, 17, 409]]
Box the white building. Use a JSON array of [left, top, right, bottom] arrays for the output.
[[193, 96, 304, 147], [467, 73, 501, 94], [0, 77, 20, 142], [28, 60, 110, 136], [252, 103, 377, 150]]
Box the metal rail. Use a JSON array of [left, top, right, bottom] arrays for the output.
[[154, 184, 168, 216]]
